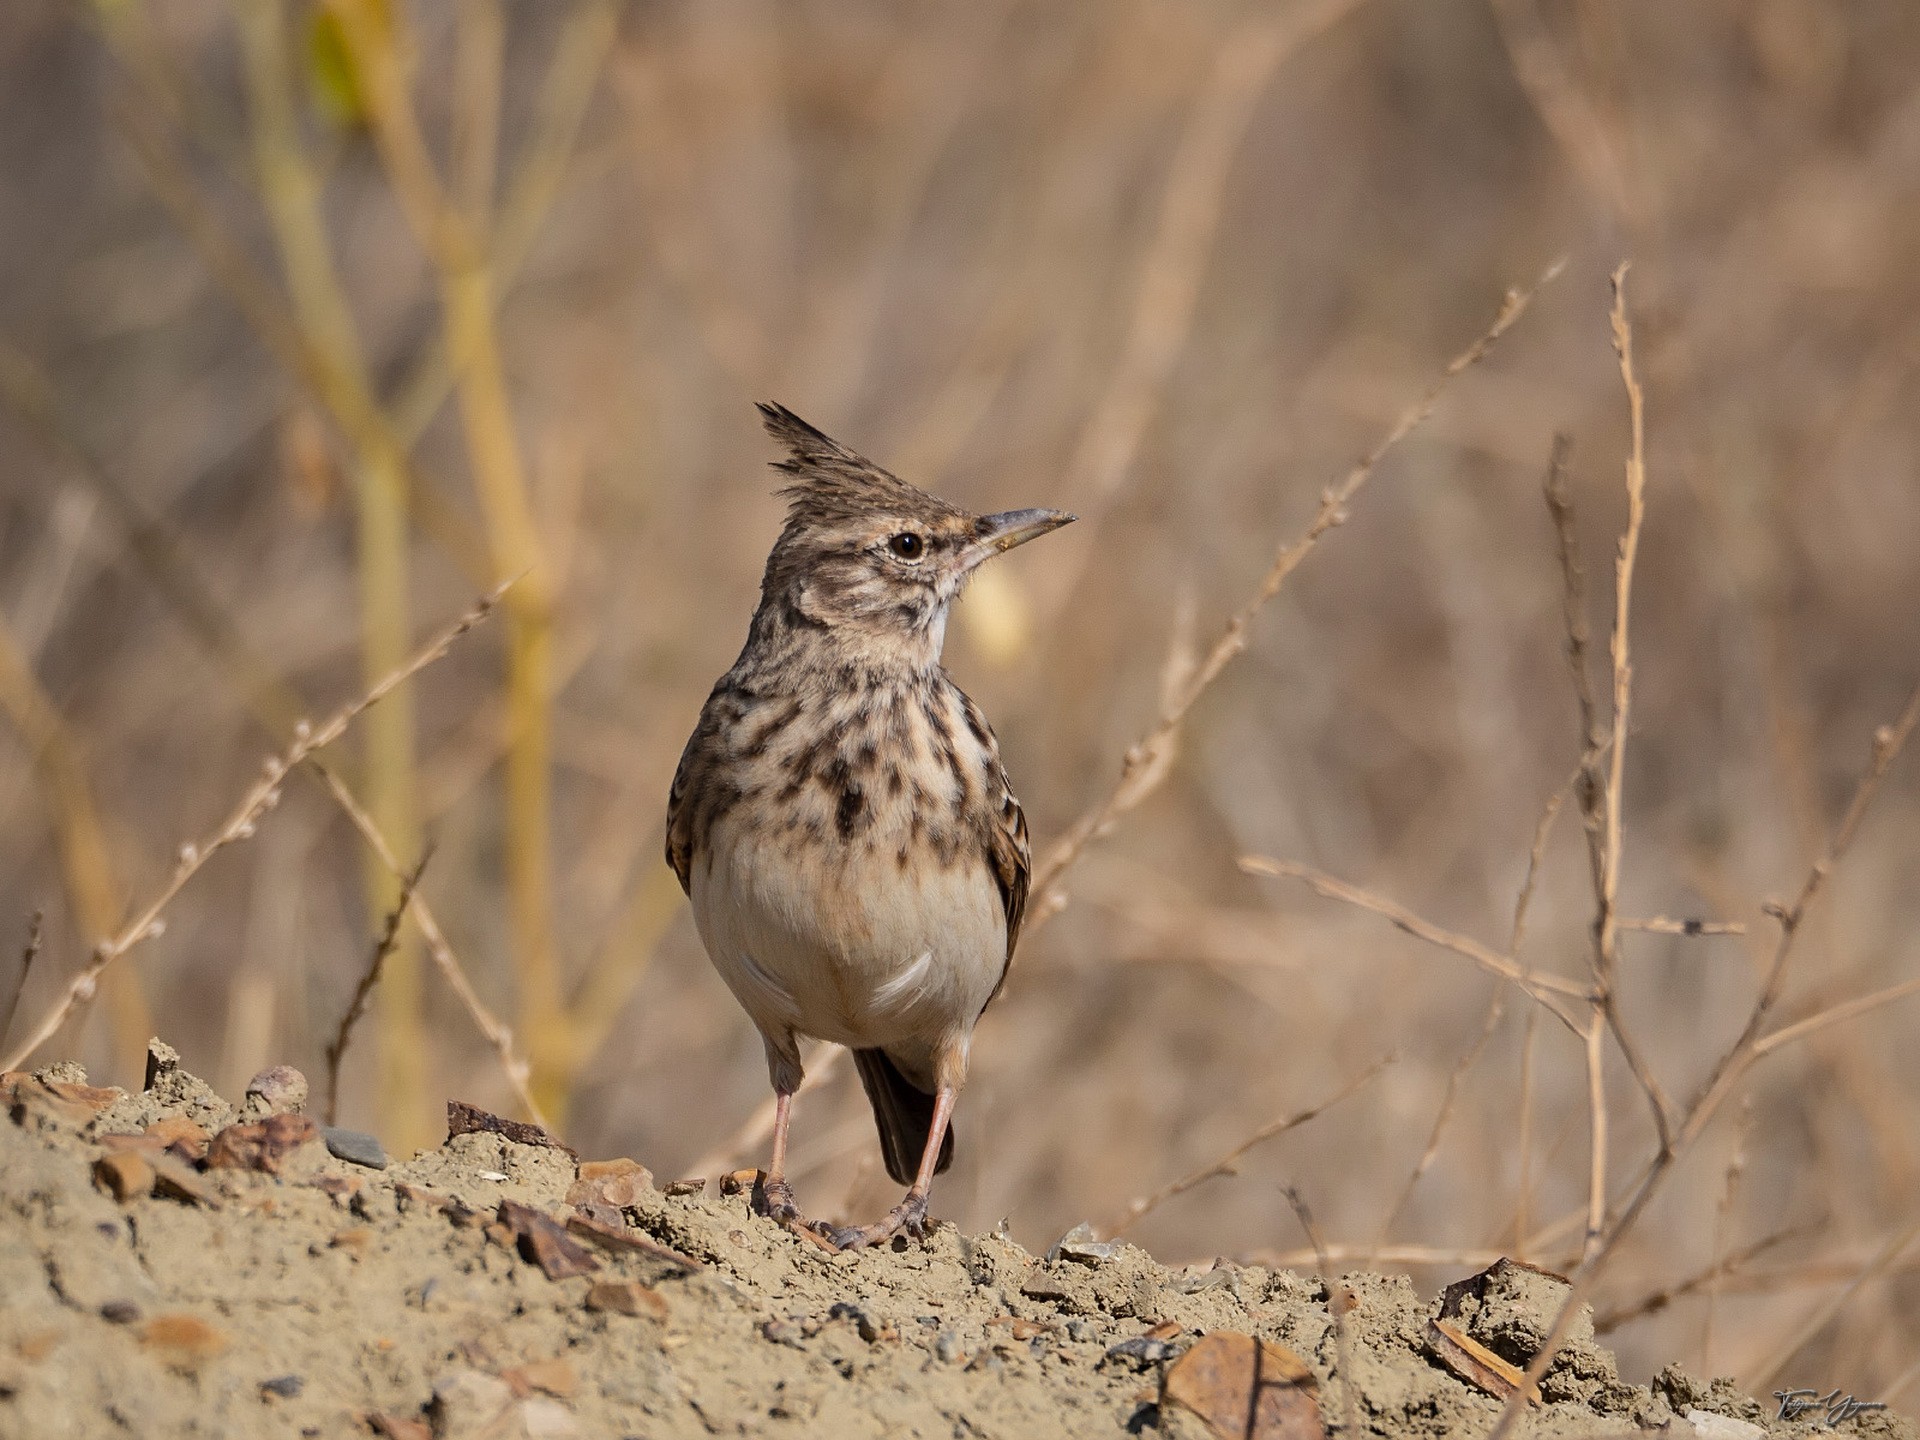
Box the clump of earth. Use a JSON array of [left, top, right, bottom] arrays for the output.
[[0, 1042, 1908, 1440]]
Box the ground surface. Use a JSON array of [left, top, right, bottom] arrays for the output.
[[0, 1048, 1910, 1440]]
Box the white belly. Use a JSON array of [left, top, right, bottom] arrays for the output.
[[689, 805, 1005, 1053]]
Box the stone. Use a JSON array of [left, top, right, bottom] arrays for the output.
[[322, 1126, 390, 1169]]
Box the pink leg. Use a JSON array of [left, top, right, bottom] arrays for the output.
[[830, 1085, 956, 1251], [754, 1089, 805, 1226]]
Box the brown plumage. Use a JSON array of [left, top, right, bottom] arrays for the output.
[[666, 403, 1070, 1249]]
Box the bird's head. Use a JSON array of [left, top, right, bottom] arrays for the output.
[[752, 403, 1074, 666]]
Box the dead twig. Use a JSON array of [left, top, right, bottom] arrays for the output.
[[324, 847, 434, 1126], [0, 581, 514, 1075], [1284, 1184, 1360, 1439], [1617, 915, 1746, 937], [1593, 1224, 1805, 1335], [1237, 855, 1587, 1030], [1372, 995, 1502, 1253], [308, 762, 546, 1130], [1029, 261, 1564, 924], [1749, 1222, 1920, 1391], [1101, 1052, 1393, 1240], [1, 912, 42, 1049], [1485, 675, 1920, 1440]]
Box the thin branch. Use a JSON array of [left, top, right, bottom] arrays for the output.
[[1617, 915, 1746, 937], [1485, 676, 1920, 1440], [1748, 1222, 1920, 1391], [1592, 1223, 1805, 1335], [1701, 1098, 1756, 1369], [1028, 261, 1564, 922], [1, 912, 42, 1051], [1510, 771, 1575, 957], [1284, 1185, 1360, 1440], [1101, 1052, 1393, 1240], [0, 580, 514, 1075], [308, 762, 545, 1129], [1238, 855, 1588, 1030], [1372, 994, 1502, 1251], [323, 846, 433, 1125]]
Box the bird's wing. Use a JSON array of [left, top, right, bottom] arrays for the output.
[[958, 690, 1030, 1009], [664, 737, 698, 895]]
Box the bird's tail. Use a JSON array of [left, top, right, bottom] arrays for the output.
[[853, 1048, 953, 1187]]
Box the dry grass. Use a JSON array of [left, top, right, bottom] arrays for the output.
[[2, 0, 1919, 1404]]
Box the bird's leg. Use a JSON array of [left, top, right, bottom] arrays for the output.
[[830, 1085, 956, 1251], [752, 1089, 805, 1226]]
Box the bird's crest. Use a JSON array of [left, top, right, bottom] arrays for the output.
[[758, 403, 959, 525]]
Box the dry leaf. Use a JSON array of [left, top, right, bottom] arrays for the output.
[[1427, 1319, 1542, 1406], [1161, 1332, 1324, 1440]]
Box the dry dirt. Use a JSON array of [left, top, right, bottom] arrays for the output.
[[0, 1045, 1910, 1440]]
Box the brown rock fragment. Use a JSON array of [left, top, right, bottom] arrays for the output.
[[149, 1153, 222, 1208], [93, 1152, 155, 1202], [206, 1112, 319, 1173], [366, 1411, 433, 1440], [505, 1357, 577, 1399], [139, 1313, 228, 1370], [566, 1212, 701, 1270], [498, 1200, 600, 1280], [446, 1100, 575, 1155], [145, 1115, 210, 1163], [585, 1281, 669, 1320]]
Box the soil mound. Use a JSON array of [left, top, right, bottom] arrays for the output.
[[1, 1045, 1908, 1440]]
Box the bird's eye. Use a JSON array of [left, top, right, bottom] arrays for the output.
[[888, 532, 925, 560]]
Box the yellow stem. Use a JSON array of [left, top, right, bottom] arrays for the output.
[[235, 0, 426, 1147]]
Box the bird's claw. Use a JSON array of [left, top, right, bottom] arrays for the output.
[[826, 1192, 931, 1252], [752, 1173, 802, 1226]]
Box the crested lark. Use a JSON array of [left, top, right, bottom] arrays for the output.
[[667, 404, 1073, 1250]]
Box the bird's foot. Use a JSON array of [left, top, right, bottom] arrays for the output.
[[827, 1191, 932, 1252], [752, 1173, 804, 1226]]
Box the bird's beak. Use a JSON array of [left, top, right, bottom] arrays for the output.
[[960, 508, 1076, 571]]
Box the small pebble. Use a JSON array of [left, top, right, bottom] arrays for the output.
[[1047, 1221, 1117, 1265], [243, 1066, 309, 1116], [260, 1375, 304, 1399], [934, 1331, 964, 1365], [1067, 1318, 1098, 1344], [322, 1127, 389, 1169], [1104, 1335, 1174, 1365], [761, 1319, 806, 1349], [664, 1178, 705, 1197], [100, 1301, 141, 1325], [827, 1301, 880, 1343]]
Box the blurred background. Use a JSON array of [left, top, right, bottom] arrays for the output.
[[3, 0, 1918, 1403]]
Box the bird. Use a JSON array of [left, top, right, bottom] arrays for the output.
[[665, 403, 1073, 1250]]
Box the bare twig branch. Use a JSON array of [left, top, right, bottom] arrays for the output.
[[309, 762, 545, 1129], [1373, 996, 1502, 1252], [0, 581, 513, 1075], [324, 847, 433, 1126], [1485, 675, 1920, 1440], [1284, 1184, 1361, 1439], [1701, 1097, 1755, 1368], [1029, 261, 1564, 923], [1102, 1052, 1393, 1240], [1238, 855, 1587, 1030], [1749, 1222, 1920, 1390], [1, 912, 42, 1050], [1592, 1223, 1805, 1335], [1617, 916, 1746, 937]]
